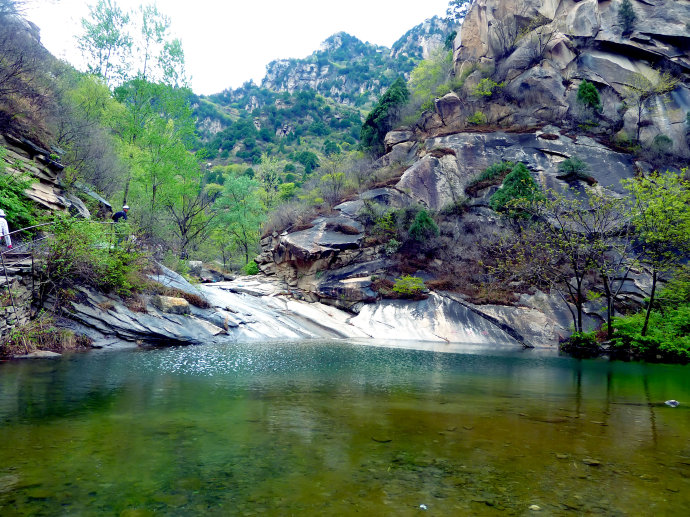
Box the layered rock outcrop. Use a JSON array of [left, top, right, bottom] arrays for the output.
[[453, 0, 690, 154], [1, 134, 111, 218]]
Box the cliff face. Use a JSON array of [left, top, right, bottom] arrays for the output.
[[390, 16, 456, 61], [257, 0, 688, 347], [453, 0, 690, 154]]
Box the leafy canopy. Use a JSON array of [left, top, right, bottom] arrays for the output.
[[618, 0, 636, 36], [360, 77, 409, 156], [576, 80, 601, 111]]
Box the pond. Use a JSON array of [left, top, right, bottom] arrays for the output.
[[0, 340, 689, 516]]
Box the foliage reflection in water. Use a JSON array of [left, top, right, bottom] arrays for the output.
[[0, 341, 689, 515]]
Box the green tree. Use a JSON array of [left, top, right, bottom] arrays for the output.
[[323, 139, 341, 156], [576, 80, 601, 112], [409, 48, 453, 112], [618, 0, 636, 36], [360, 77, 409, 156], [164, 151, 222, 258], [445, 0, 472, 23], [217, 173, 265, 265], [623, 171, 690, 336], [489, 162, 541, 215], [295, 150, 320, 175], [494, 190, 603, 333], [257, 154, 281, 208], [78, 0, 132, 87]]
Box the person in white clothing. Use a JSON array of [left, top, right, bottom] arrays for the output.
[[0, 209, 12, 249]]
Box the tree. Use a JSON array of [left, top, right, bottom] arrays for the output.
[[622, 71, 679, 142], [0, 4, 44, 107], [217, 173, 265, 265], [409, 209, 439, 242], [77, 0, 132, 87], [294, 150, 320, 175], [320, 152, 348, 205], [618, 0, 636, 36], [445, 0, 472, 24], [360, 77, 409, 156], [494, 190, 603, 333], [623, 171, 690, 336], [576, 80, 601, 112], [257, 154, 281, 208], [409, 48, 454, 112], [78, 1, 187, 88], [165, 153, 222, 259]]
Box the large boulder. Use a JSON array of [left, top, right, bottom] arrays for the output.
[[151, 295, 190, 315], [396, 154, 467, 210]]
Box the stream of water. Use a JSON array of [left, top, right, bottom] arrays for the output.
[[0, 340, 688, 515]]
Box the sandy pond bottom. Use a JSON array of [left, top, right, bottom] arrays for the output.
[[0, 340, 689, 516]]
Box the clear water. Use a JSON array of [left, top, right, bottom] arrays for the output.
[[0, 341, 689, 516]]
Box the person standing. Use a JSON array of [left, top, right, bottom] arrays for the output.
[[0, 209, 12, 250], [113, 205, 129, 223], [112, 205, 129, 247]]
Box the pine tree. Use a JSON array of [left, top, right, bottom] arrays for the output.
[[618, 0, 636, 36], [576, 80, 601, 112]]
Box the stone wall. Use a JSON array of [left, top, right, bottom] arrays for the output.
[[0, 265, 35, 340]]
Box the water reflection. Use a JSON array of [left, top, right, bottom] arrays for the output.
[[0, 341, 688, 515]]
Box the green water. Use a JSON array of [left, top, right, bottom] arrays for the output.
[[0, 341, 689, 516]]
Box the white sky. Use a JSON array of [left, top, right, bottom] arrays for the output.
[[25, 0, 451, 95]]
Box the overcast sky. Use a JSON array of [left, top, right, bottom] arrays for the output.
[[25, 0, 451, 95]]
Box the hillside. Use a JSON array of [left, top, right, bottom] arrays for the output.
[[260, 17, 454, 108], [194, 86, 362, 174], [192, 16, 457, 177]]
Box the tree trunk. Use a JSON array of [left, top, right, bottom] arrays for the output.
[[602, 275, 614, 339], [641, 269, 658, 336]]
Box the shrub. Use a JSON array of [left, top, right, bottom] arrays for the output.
[[576, 80, 601, 112], [392, 275, 427, 297], [465, 161, 514, 196], [611, 308, 690, 362], [408, 209, 439, 242], [560, 331, 601, 358], [557, 157, 590, 180], [489, 162, 541, 215], [611, 270, 690, 363], [472, 78, 504, 98], [243, 260, 259, 275], [384, 238, 401, 255], [651, 134, 673, 154], [38, 218, 149, 302], [1, 313, 91, 357], [467, 110, 487, 125]]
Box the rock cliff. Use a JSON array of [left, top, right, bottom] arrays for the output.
[[255, 0, 685, 347], [261, 17, 454, 107], [453, 0, 690, 154]]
